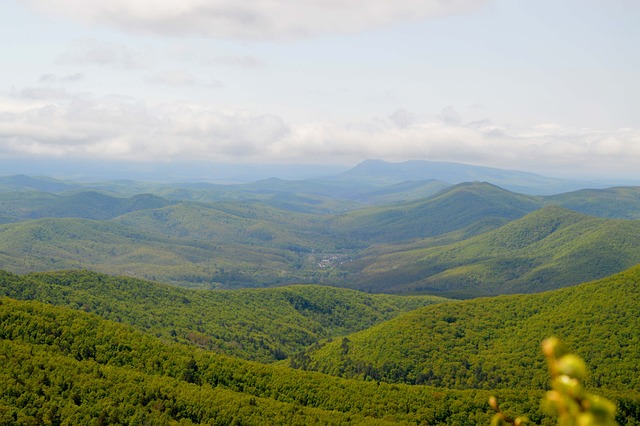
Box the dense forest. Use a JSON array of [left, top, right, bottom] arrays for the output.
[[2, 178, 640, 295], [1, 267, 640, 424], [0, 270, 446, 362], [296, 265, 640, 391], [2, 293, 639, 425], [1, 173, 640, 424]]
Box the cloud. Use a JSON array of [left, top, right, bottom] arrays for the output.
[[21, 0, 490, 40], [213, 55, 266, 69], [0, 93, 638, 178], [55, 39, 152, 69], [146, 70, 224, 88], [39, 72, 85, 83]]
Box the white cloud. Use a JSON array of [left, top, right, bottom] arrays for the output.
[[39, 72, 85, 83], [0, 93, 638, 178], [21, 0, 490, 40], [55, 39, 152, 69], [213, 55, 267, 69], [146, 70, 224, 88]]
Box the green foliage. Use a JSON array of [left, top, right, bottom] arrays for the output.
[[331, 182, 541, 243], [0, 190, 173, 221], [0, 296, 548, 425], [545, 187, 640, 219], [1, 274, 639, 424], [342, 205, 640, 296], [540, 337, 617, 426], [0, 200, 352, 288], [2, 178, 640, 294], [300, 264, 640, 396], [0, 269, 447, 362], [490, 338, 619, 426]]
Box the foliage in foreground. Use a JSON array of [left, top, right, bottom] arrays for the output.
[[0, 296, 534, 425], [1, 293, 640, 424], [490, 337, 618, 426]]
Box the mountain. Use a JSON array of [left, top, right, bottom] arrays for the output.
[[2, 272, 639, 424], [299, 264, 640, 393], [331, 182, 542, 243], [340, 159, 598, 195], [0, 216, 313, 288], [0, 296, 542, 425], [340, 205, 640, 297], [545, 186, 640, 219], [0, 269, 447, 362], [0, 174, 80, 193]]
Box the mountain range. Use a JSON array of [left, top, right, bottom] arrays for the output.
[[2, 158, 640, 424]]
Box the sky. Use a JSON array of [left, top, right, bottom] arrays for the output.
[[1, 0, 639, 179]]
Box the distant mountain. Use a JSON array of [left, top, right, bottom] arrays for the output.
[[300, 264, 640, 392], [341, 205, 640, 297], [340, 159, 597, 195], [0, 174, 80, 193], [0, 190, 174, 221], [30, 191, 174, 220], [0, 159, 350, 183]]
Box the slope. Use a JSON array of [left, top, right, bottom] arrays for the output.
[[341, 205, 640, 296], [0, 269, 447, 363], [0, 200, 354, 287], [0, 190, 174, 221], [330, 182, 542, 243], [545, 186, 640, 219], [300, 264, 640, 394], [340, 159, 590, 195], [0, 296, 565, 425]]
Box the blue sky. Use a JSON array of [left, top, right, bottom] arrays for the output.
[[1, 0, 639, 179]]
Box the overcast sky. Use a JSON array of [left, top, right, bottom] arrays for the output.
[[1, 0, 639, 179]]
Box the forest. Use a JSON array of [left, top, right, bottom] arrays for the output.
[[1, 172, 640, 424]]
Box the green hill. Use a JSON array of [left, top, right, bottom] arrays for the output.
[[331, 182, 542, 243], [0, 202, 348, 288], [0, 190, 174, 221], [2, 272, 640, 424], [545, 186, 640, 219], [0, 269, 447, 362], [0, 296, 550, 425], [299, 264, 640, 394], [341, 205, 640, 297]]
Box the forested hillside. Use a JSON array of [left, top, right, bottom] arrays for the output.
[[298, 264, 640, 393], [0, 297, 535, 425], [0, 270, 446, 362], [2, 175, 640, 296], [342, 205, 640, 297], [2, 280, 640, 424], [330, 182, 542, 242]]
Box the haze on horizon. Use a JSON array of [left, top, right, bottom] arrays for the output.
[[1, 0, 639, 180]]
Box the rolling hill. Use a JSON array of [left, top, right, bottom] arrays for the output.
[[340, 205, 640, 297], [0, 296, 549, 425], [3, 173, 640, 295], [545, 186, 640, 219], [0, 190, 174, 221], [0, 269, 447, 362], [2, 270, 640, 424], [298, 264, 640, 394], [331, 182, 542, 243]]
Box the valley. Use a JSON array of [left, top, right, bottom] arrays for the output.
[[1, 161, 640, 424]]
